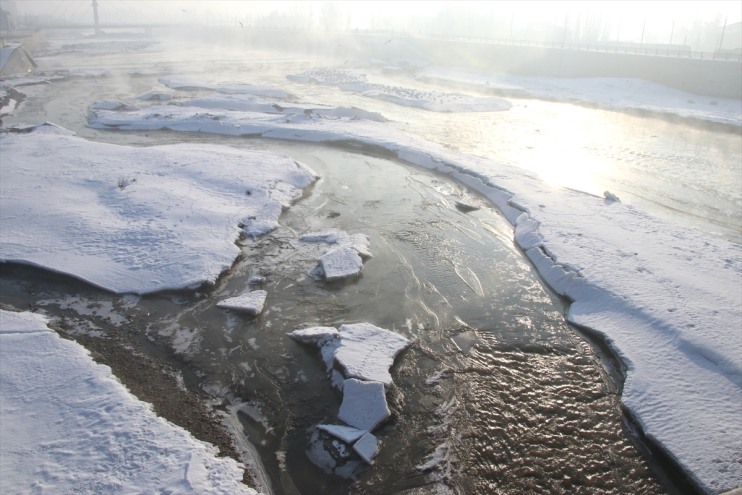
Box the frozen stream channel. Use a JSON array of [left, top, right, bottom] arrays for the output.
[[5, 30, 735, 494], [0, 135, 665, 494]]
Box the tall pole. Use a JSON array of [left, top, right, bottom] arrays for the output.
[[718, 16, 728, 53], [92, 0, 100, 35]]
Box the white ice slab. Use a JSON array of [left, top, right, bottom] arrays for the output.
[[216, 290, 268, 316], [338, 379, 390, 431], [353, 432, 380, 464], [159, 76, 294, 99], [300, 229, 372, 260], [319, 247, 364, 280], [288, 326, 340, 371], [335, 323, 411, 387], [288, 326, 339, 345], [317, 424, 368, 444]]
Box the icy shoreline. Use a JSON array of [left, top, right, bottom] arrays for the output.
[[0, 309, 260, 494]]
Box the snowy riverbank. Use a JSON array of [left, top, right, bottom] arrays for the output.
[[0, 309, 261, 494]]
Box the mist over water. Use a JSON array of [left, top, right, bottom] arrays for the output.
[[2, 17, 739, 494]]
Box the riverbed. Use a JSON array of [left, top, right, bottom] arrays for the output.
[[4, 28, 736, 494]]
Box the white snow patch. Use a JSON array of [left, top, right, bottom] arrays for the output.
[[0, 124, 318, 294], [0, 309, 259, 495]]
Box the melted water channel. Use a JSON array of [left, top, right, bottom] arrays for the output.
[[1, 138, 663, 494], [1, 37, 672, 493]]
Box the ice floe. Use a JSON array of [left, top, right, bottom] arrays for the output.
[[353, 432, 380, 465], [337, 378, 390, 431], [300, 229, 372, 280], [159, 76, 295, 100], [416, 67, 742, 126], [216, 290, 268, 316], [287, 67, 511, 112], [290, 322, 411, 466], [317, 424, 367, 444]]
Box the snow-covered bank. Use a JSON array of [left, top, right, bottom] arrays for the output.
[[288, 67, 512, 112], [88, 94, 742, 493], [0, 123, 318, 294], [0, 309, 260, 494], [416, 67, 742, 126]]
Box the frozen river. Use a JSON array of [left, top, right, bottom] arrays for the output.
[[2, 29, 740, 494]]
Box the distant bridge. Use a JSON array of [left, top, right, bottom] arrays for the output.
[[31, 23, 184, 34]]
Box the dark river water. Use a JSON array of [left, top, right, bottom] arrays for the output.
[[3, 30, 725, 494]]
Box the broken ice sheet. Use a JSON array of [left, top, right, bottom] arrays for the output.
[[353, 432, 380, 464], [334, 323, 411, 387], [300, 229, 372, 280], [319, 246, 363, 280], [337, 378, 390, 431], [216, 290, 267, 315], [317, 424, 367, 444]]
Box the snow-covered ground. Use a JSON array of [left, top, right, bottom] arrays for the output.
[[416, 67, 742, 126], [0, 309, 260, 495], [0, 123, 318, 294], [1, 38, 741, 493]]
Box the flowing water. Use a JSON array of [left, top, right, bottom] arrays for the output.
[[3, 30, 738, 494]]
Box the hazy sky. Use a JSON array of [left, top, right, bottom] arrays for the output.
[[7, 0, 742, 44], [10, 1, 741, 22]]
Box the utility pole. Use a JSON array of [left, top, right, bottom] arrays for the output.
[[718, 16, 728, 53], [92, 0, 100, 35]]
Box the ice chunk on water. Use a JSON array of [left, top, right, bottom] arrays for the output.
[[216, 290, 267, 315], [335, 323, 411, 387], [288, 326, 339, 345], [288, 326, 340, 371], [301, 229, 372, 279], [353, 432, 380, 464], [317, 424, 367, 444], [319, 247, 363, 280], [338, 379, 390, 431]]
